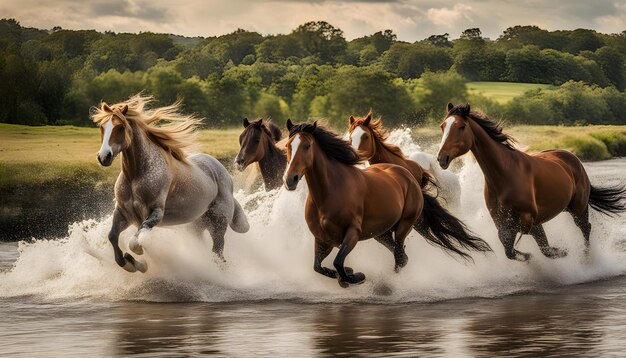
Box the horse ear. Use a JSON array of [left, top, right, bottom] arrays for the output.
[[364, 113, 372, 126], [257, 118, 263, 126], [243, 118, 250, 128], [102, 103, 111, 112], [349, 116, 355, 125], [312, 121, 317, 130], [286, 118, 294, 131], [120, 105, 128, 115], [447, 102, 454, 112]]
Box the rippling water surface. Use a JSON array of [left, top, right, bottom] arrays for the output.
[[1, 131, 625, 356]]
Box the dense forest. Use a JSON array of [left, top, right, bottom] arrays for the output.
[[0, 18, 625, 127]]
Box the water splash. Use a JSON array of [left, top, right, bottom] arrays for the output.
[[1, 130, 625, 303]]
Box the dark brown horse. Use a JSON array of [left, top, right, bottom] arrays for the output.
[[438, 103, 626, 261], [348, 113, 486, 259], [283, 120, 491, 287], [235, 118, 286, 190]]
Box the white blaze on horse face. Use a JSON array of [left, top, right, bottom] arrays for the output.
[[440, 116, 456, 150], [283, 134, 301, 181], [350, 126, 366, 151], [99, 118, 115, 158]]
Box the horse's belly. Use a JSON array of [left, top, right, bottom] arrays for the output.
[[162, 172, 217, 226]]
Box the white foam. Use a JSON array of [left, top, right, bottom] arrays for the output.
[[1, 132, 625, 303]]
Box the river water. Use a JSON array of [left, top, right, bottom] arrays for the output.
[[1, 131, 625, 357]]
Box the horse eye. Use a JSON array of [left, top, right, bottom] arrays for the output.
[[304, 144, 311, 150]]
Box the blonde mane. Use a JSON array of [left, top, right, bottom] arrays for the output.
[[91, 94, 202, 162], [349, 112, 405, 159]]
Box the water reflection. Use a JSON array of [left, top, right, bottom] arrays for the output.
[[2, 279, 626, 357]]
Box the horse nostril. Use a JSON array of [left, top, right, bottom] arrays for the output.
[[105, 152, 112, 161], [293, 174, 299, 182]]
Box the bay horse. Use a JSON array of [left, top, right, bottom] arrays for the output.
[[234, 118, 287, 190], [348, 112, 461, 208], [438, 103, 626, 261], [93, 94, 249, 273], [283, 120, 491, 287], [347, 113, 481, 254]]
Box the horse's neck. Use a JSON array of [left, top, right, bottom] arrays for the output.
[[304, 149, 346, 207], [258, 139, 286, 188], [469, 120, 520, 190], [370, 139, 406, 167], [121, 129, 165, 180]]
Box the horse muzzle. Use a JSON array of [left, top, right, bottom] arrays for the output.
[[437, 153, 451, 170], [234, 157, 247, 171], [97, 151, 113, 167], [284, 173, 301, 191]]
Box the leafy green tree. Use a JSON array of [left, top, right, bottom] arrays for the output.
[[292, 21, 347, 63]]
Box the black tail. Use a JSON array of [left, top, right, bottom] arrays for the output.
[[415, 194, 492, 261], [589, 184, 626, 217]]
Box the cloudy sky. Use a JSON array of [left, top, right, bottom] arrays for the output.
[[1, 0, 624, 41]]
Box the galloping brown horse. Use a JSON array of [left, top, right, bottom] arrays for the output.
[[283, 120, 491, 287], [348, 113, 485, 257], [438, 103, 626, 261], [234, 118, 286, 190]]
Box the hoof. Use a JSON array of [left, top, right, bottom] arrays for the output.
[[121, 260, 137, 273], [338, 272, 366, 287], [128, 236, 144, 255], [317, 267, 338, 279], [510, 250, 531, 262], [124, 253, 147, 273], [542, 247, 568, 259]]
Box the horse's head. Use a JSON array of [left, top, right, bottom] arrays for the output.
[[347, 112, 375, 160], [283, 119, 317, 191], [235, 118, 271, 171], [437, 102, 473, 169], [95, 103, 131, 167]]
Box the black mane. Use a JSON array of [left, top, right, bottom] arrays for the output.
[[449, 104, 517, 150], [265, 120, 282, 141], [289, 122, 360, 165], [249, 118, 282, 142]]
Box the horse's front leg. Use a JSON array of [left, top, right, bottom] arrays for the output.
[[313, 239, 337, 278], [333, 226, 365, 287], [128, 207, 164, 255], [108, 208, 135, 272]]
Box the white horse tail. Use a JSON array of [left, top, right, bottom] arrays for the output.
[[230, 198, 250, 233]]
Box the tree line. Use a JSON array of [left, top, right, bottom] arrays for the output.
[[0, 18, 625, 128]]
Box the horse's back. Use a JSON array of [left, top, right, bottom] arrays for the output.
[[532, 149, 588, 184]]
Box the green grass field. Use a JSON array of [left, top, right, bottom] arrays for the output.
[[467, 82, 555, 104], [1, 123, 625, 188]]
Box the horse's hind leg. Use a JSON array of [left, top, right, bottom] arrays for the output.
[[571, 207, 591, 254], [392, 219, 413, 272], [529, 224, 567, 259], [375, 231, 395, 253], [204, 208, 228, 261]]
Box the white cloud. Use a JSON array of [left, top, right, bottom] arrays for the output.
[[0, 0, 624, 41], [426, 3, 474, 28]]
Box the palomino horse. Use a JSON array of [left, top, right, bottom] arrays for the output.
[[93, 95, 249, 272], [348, 113, 461, 208], [234, 118, 287, 190], [283, 120, 491, 287], [438, 103, 626, 261], [347, 114, 482, 254]]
